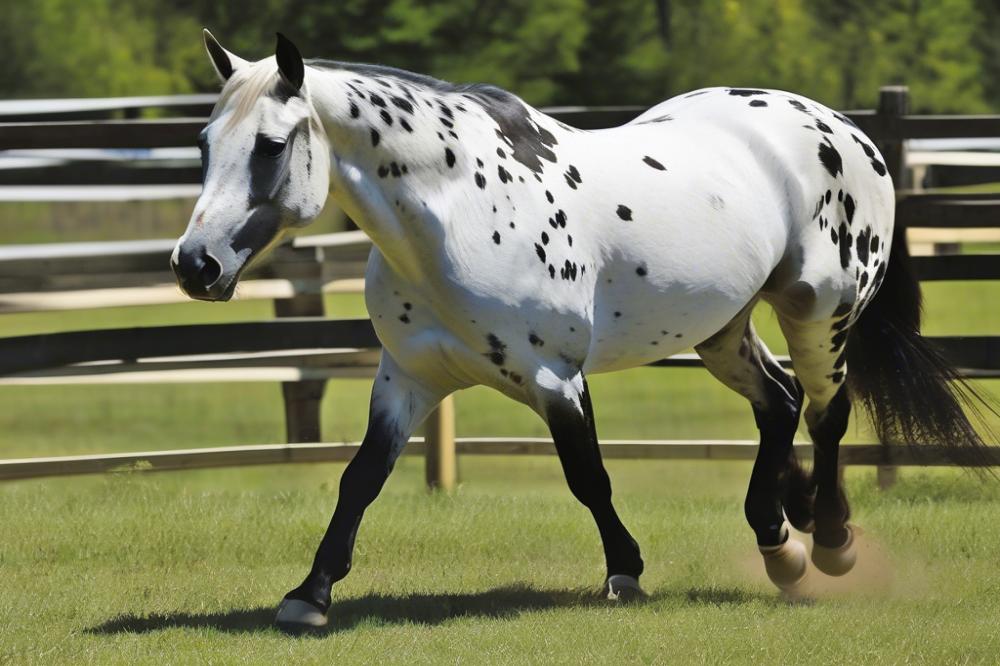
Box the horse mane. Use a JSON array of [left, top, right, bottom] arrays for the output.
[[305, 59, 502, 98], [306, 60, 559, 172], [211, 60, 281, 129]]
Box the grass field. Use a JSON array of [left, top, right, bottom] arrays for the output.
[[4, 461, 1000, 663], [1, 204, 999, 662]]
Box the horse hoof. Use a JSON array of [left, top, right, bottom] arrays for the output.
[[759, 531, 808, 592], [275, 598, 328, 630], [811, 525, 857, 577], [604, 574, 647, 602]]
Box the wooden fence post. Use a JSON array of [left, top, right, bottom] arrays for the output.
[[272, 245, 327, 444], [873, 85, 911, 490], [424, 395, 457, 491]]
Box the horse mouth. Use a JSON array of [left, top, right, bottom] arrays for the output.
[[182, 271, 240, 303]]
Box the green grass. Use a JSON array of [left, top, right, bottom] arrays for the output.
[[4, 460, 1000, 663], [0, 229, 998, 661]]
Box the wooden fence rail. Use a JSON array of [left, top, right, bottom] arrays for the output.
[[0, 85, 997, 489], [3, 439, 999, 483]]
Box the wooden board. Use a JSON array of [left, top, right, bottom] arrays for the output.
[[0, 119, 206, 150], [3, 439, 1000, 482], [0, 318, 382, 374], [898, 194, 1000, 228]]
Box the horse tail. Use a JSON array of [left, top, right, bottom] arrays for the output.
[[845, 225, 997, 467]]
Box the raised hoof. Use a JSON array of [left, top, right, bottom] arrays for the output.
[[759, 531, 808, 593], [811, 524, 858, 577], [275, 598, 328, 630], [603, 574, 647, 602]]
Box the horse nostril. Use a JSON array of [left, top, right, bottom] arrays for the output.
[[199, 253, 223, 288], [173, 245, 225, 295]]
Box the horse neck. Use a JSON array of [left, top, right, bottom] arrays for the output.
[[308, 66, 566, 282], [307, 67, 484, 278]]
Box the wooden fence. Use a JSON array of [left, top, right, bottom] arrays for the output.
[[0, 86, 997, 488]]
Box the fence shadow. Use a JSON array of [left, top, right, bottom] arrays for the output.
[[88, 584, 617, 637]]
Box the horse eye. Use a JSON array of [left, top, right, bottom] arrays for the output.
[[254, 136, 287, 158]]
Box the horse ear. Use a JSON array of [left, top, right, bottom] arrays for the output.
[[203, 29, 246, 82], [275, 33, 304, 91]]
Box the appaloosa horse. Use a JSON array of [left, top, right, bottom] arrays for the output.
[[172, 32, 991, 628]]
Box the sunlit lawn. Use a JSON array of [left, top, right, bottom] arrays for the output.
[[3, 459, 1000, 663], [0, 256, 998, 662]]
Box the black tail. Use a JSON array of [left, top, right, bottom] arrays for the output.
[[846, 226, 997, 467]]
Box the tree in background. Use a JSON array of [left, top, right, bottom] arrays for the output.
[[0, 0, 993, 112]]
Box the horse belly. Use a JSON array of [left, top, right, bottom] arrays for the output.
[[583, 283, 753, 374]]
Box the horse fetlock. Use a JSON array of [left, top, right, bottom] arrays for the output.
[[811, 523, 857, 576], [603, 574, 647, 602], [759, 526, 808, 591], [782, 471, 817, 533]]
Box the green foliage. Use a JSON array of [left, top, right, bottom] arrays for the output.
[[0, 0, 996, 111]]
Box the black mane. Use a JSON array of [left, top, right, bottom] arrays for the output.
[[306, 59, 558, 173]]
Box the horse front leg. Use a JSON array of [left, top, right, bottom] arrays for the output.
[[276, 353, 444, 629], [541, 373, 645, 600]]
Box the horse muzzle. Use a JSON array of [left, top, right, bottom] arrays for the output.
[[170, 241, 238, 302]]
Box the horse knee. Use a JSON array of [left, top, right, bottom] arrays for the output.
[[752, 373, 803, 438]]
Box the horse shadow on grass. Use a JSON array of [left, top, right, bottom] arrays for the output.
[[87, 584, 784, 637], [89, 585, 611, 637]]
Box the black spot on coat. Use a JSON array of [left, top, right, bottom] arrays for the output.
[[844, 193, 856, 224], [856, 226, 871, 266], [485, 333, 506, 366], [818, 138, 843, 178], [643, 156, 666, 170], [788, 99, 809, 113], [837, 222, 852, 269], [391, 96, 413, 113], [616, 205, 632, 221]]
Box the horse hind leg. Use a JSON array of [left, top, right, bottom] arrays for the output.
[[694, 303, 812, 593], [774, 307, 857, 577]]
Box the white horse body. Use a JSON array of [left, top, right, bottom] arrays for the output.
[[178, 36, 979, 628], [310, 73, 894, 408]]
